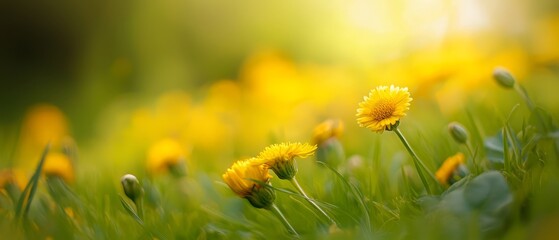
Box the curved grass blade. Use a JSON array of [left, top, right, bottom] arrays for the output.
[[316, 161, 373, 238], [119, 195, 144, 225], [15, 143, 50, 222]]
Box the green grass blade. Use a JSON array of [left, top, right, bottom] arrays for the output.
[[119, 195, 144, 225], [15, 143, 50, 222], [317, 161, 373, 238]]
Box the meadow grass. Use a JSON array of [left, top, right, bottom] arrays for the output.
[[1, 68, 559, 240]]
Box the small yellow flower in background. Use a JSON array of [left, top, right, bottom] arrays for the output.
[[222, 159, 275, 208], [0, 169, 26, 190], [147, 138, 188, 176], [312, 119, 344, 146], [254, 142, 317, 179], [435, 152, 467, 185], [312, 119, 345, 167], [356, 85, 412, 133], [17, 104, 70, 172], [43, 152, 74, 183]]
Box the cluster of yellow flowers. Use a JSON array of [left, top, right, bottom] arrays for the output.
[[222, 142, 316, 208]]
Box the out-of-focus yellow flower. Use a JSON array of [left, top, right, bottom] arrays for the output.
[[312, 119, 344, 145], [154, 91, 191, 136], [17, 104, 69, 170], [147, 138, 187, 175], [435, 152, 466, 185], [356, 85, 412, 133], [0, 169, 26, 190], [20, 104, 69, 148], [222, 159, 272, 197], [241, 50, 309, 106], [43, 152, 74, 183], [532, 15, 559, 64], [253, 142, 317, 179]]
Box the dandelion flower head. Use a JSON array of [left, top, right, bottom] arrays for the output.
[[147, 138, 187, 175], [222, 158, 272, 198], [43, 152, 74, 183], [435, 152, 465, 185], [254, 142, 317, 166], [312, 119, 344, 145], [356, 85, 412, 133]]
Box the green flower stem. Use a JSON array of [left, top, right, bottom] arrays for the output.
[[134, 199, 144, 220], [290, 176, 336, 226], [465, 143, 480, 174], [514, 84, 536, 111], [266, 203, 299, 237], [515, 84, 548, 132], [394, 127, 437, 194], [515, 84, 559, 157]]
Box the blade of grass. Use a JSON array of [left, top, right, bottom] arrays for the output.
[[15, 143, 50, 222], [317, 161, 373, 238], [119, 195, 144, 225]]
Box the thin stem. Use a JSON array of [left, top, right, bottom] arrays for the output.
[[514, 84, 536, 111], [514, 84, 559, 157], [134, 199, 144, 220], [289, 177, 336, 226], [394, 127, 437, 194], [267, 203, 299, 237], [464, 143, 479, 174]]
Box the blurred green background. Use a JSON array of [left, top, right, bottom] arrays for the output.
[[1, 0, 559, 176]]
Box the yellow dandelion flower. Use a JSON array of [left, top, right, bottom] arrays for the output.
[[312, 119, 344, 145], [222, 159, 272, 198], [43, 152, 74, 183], [356, 85, 412, 133], [0, 169, 16, 189], [5, 169, 27, 191], [253, 142, 317, 179], [435, 152, 466, 185], [147, 138, 187, 176]]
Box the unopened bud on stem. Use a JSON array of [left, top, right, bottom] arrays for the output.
[[493, 67, 516, 89]]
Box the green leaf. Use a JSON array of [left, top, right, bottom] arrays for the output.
[[484, 132, 505, 167], [431, 171, 512, 236]]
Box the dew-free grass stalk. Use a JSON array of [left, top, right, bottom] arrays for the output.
[[289, 176, 336, 226], [394, 127, 437, 194], [135, 198, 144, 220], [266, 203, 299, 237], [465, 143, 481, 174]]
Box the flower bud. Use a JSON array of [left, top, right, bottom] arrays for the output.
[[271, 159, 298, 180], [246, 185, 276, 209], [121, 174, 144, 202], [448, 122, 469, 144], [493, 67, 516, 88]]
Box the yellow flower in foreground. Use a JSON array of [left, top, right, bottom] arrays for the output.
[[312, 119, 344, 145], [254, 142, 317, 179], [43, 152, 74, 183], [356, 85, 412, 133], [435, 152, 466, 185], [223, 159, 271, 197], [223, 159, 275, 208], [147, 138, 187, 176]]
